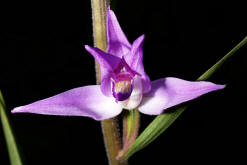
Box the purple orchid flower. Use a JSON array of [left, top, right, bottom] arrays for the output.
[[12, 8, 225, 120]]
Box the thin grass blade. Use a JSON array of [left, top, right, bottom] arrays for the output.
[[0, 90, 24, 165]]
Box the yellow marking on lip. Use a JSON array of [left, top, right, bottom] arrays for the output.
[[115, 80, 131, 93]]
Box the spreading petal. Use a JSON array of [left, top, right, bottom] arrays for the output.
[[12, 85, 122, 121], [85, 45, 121, 96], [106, 7, 131, 57], [138, 77, 225, 115]]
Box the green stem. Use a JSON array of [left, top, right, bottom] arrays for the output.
[[0, 90, 24, 165], [91, 0, 108, 84], [117, 109, 140, 161], [90, 1, 128, 165]]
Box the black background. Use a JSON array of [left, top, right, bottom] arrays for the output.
[[0, 0, 246, 164]]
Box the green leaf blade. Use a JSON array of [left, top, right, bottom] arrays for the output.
[[198, 35, 247, 81], [123, 106, 186, 160], [0, 90, 24, 165]]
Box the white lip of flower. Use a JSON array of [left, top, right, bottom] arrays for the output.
[[114, 76, 143, 110]]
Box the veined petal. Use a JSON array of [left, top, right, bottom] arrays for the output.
[[138, 77, 225, 115], [12, 85, 122, 121], [85, 45, 121, 96], [125, 34, 151, 94], [106, 7, 131, 57]]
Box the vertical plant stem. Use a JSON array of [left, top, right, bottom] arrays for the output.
[[91, 0, 108, 84], [117, 110, 140, 161], [91, 0, 128, 165]]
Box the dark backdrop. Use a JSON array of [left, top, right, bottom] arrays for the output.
[[1, 0, 246, 164]]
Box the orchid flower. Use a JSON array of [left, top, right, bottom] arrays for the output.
[[12, 8, 225, 120]]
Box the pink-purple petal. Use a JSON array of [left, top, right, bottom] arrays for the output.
[[101, 73, 113, 97], [140, 74, 151, 94], [106, 7, 131, 57], [138, 77, 225, 115], [12, 85, 123, 121], [125, 34, 145, 69], [85, 45, 121, 71], [85, 45, 121, 96], [125, 35, 151, 94]]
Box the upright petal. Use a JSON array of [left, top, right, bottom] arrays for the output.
[[12, 85, 122, 121], [106, 7, 131, 57], [85, 45, 121, 71], [85, 45, 121, 96], [138, 77, 225, 115], [125, 35, 151, 94], [125, 34, 145, 70]]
